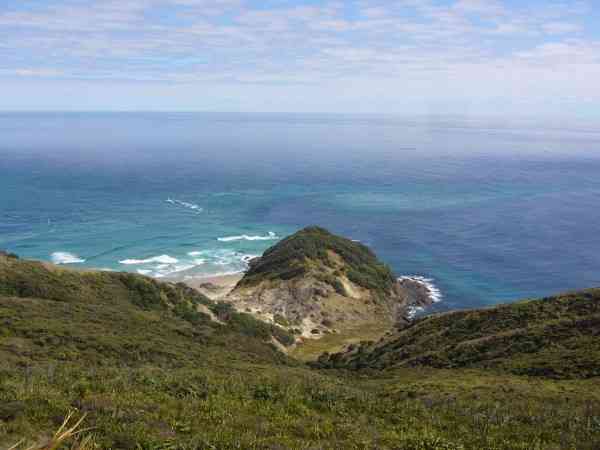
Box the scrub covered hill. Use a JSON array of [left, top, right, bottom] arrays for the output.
[[237, 226, 397, 294], [0, 252, 295, 368], [316, 289, 600, 379], [227, 227, 433, 344], [1, 250, 600, 449]]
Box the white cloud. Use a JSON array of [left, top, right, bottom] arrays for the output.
[[0, 0, 597, 114], [1, 68, 65, 77], [453, 0, 505, 15], [542, 21, 582, 35]]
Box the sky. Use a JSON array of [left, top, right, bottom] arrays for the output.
[[1, 0, 599, 116]]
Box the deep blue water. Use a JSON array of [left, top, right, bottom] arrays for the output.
[[1, 112, 600, 311]]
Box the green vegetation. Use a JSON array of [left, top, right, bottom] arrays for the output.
[[3, 364, 600, 449], [213, 302, 296, 347], [316, 289, 600, 378], [1, 252, 600, 449], [238, 226, 396, 295], [0, 254, 294, 370], [291, 320, 391, 362]]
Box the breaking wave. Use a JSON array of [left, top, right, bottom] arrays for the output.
[[51, 252, 86, 265], [119, 255, 179, 265], [398, 275, 443, 319], [398, 275, 443, 303], [166, 198, 203, 212], [217, 231, 278, 242], [117, 249, 259, 278]]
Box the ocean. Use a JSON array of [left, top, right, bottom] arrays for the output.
[[1, 112, 600, 312]]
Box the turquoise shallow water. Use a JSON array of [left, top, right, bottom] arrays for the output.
[[1, 112, 600, 311]]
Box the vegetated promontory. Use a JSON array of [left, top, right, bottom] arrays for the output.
[[1, 233, 599, 449], [225, 226, 432, 358]]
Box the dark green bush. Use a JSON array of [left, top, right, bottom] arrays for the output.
[[239, 226, 396, 295]]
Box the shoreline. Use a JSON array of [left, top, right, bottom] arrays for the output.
[[165, 272, 244, 300], [161, 271, 442, 314], [397, 275, 443, 318]]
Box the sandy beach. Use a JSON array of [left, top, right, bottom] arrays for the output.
[[166, 273, 243, 300]]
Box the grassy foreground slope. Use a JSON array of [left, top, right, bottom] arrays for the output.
[[316, 289, 600, 378], [1, 253, 600, 449]]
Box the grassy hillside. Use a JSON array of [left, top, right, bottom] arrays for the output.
[[0, 253, 295, 368], [1, 253, 600, 449], [2, 363, 600, 449], [237, 226, 396, 295], [316, 289, 600, 379]]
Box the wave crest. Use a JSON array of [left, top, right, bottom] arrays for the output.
[[398, 275, 443, 303], [119, 255, 179, 265], [398, 275, 443, 319], [51, 252, 86, 265], [217, 231, 278, 242], [166, 198, 203, 212]]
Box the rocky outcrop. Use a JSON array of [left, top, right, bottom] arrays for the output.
[[223, 227, 435, 340]]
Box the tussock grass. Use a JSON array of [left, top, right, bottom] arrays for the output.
[[9, 412, 91, 450], [2, 364, 599, 449]]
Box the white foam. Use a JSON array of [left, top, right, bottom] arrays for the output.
[[398, 275, 444, 312], [201, 270, 244, 277], [406, 305, 425, 319], [119, 247, 260, 279], [166, 198, 203, 212], [241, 254, 259, 263], [398, 275, 443, 304], [198, 250, 256, 270], [217, 231, 278, 242], [399, 275, 443, 319], [154, 263, 196, 277], [119, 255, 179, 265], [51, 252, 86, 265]]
